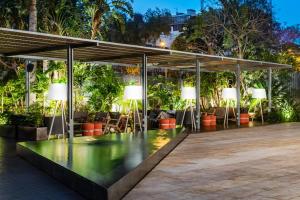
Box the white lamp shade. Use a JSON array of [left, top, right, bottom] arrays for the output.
[[48, 83, 67, 101], [181, 87, 196, 100], [222, 88, 237, 100], [124, 85, 142, 100], [252, 88, 267, 99], [247, 87, 254, 95]]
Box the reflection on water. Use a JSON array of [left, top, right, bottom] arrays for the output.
[[19, 128, 182, 186]]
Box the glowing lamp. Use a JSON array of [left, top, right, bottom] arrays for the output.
[[47, 83, 67, 140], [222, 88, 237, 100], [181, 87, 196, 100], [251, 88, 267, 124], [123, 85, 143, 133], [252, 88, 267, 99], [160, 41, 166, 48], [48, 83, 67, 101], [124, 85, 142, 100]]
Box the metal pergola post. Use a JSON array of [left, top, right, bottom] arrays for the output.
[[179, 70, 183, 89], [268, 68, 272, 112], [141, 54, 148, 132], [196, 59, 201, 131], [67, 45, 74, 141], [25, 62, 30, 110], [236, 64, 241, 127]]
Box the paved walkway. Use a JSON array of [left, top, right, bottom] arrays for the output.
[[0, 138, 83, 200], [124, 123, 300, 200]]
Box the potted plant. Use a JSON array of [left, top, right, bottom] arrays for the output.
[[240, 107, 250, 124], [81, 113, 96, 136], [0, 111, 17, 139], [17, 104, 48, 141]]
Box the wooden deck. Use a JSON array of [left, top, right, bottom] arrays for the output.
[[124, 123, 300, 200]]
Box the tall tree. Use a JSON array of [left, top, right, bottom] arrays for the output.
[[109, 9, 172, 45], [173, 8, 223, 55], [217, 0, 273, 59], [0, 0, 28, 30], [83, 0, 133, 40], [143, 8, 172, 44]]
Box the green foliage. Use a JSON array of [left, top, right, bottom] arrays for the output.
[[0, 0, 28, 29], [85, 65, 123, 112], [200, 72, 234, 109], [12, 104, 45, 127], [111, 9, 172, 45], [0, 112, 11, 125], [45, 61, 66, 83], [74, 63, 90, 111], [4, 67, 26, 113], [148, 75, 183, 110], [279, 101, 299, 122], [24, 104, 44, 127], [83, 0, 133, 39], [268, 101, 300, 123], [143, 8, 171, 41]]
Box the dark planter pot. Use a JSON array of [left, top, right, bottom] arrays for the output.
[[44, 116, 67, 135], [176, 110, 196, 127], [0, 125, 17, 139], [17, 126, 48, 141]]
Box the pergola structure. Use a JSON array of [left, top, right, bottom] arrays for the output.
[[0, 28, 292, 139]]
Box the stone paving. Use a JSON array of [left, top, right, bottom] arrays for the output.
[[124, 123, 300, 200], [0, 138, 83, 200]]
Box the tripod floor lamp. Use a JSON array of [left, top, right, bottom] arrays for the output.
[[181, 87, 196, 131], [252, 88, 267, 124], [47, 83, 67, 140], [124, 85, 142, 133], [222, 88, 237, 127]]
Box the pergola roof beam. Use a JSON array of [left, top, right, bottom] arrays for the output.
[[0, 28, 292, 72], [4, 43, 98, 57]]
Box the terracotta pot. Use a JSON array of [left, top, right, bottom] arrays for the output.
[[210, 115, 217, 126], [82, 123, 94, 136], [94, 122, 103, 136], [159, 119, 170, 130], [240, 113, 250, 124], [201, 115, 212, 126], [169, 118, 176, 129]]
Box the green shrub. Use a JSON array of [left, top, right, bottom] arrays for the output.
[[0, 112, 11, 125], [279, 101, 299, 122], [15, 104, 44, 127]]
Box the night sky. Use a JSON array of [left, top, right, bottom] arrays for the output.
[[133, 0, 299, 26]]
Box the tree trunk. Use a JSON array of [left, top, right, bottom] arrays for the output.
[[91, 10, 102, 39], [27, 0, 37, 109], [29, 0, 37, 32], [237, 39, 244, 59]]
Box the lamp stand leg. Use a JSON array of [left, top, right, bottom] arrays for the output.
[[125, 100, 132, 133], [135, 100, 142, 132], [133, 101, 136, 133], [48, 101, 59, 140], [190, 101, 196, 131], [61, 101, 65, 139], [260, 100, 264, 124], [181, 104, 187, 127], [232, 105, 236, 120], [224, 101, 227, 127], [224, 101, 229, 128], [190, 101, 193, 131]]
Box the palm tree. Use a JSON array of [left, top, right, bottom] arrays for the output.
[[28, 0, 37, 31], [85, 0, 133, 40], [0, 0, 27, 30]]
